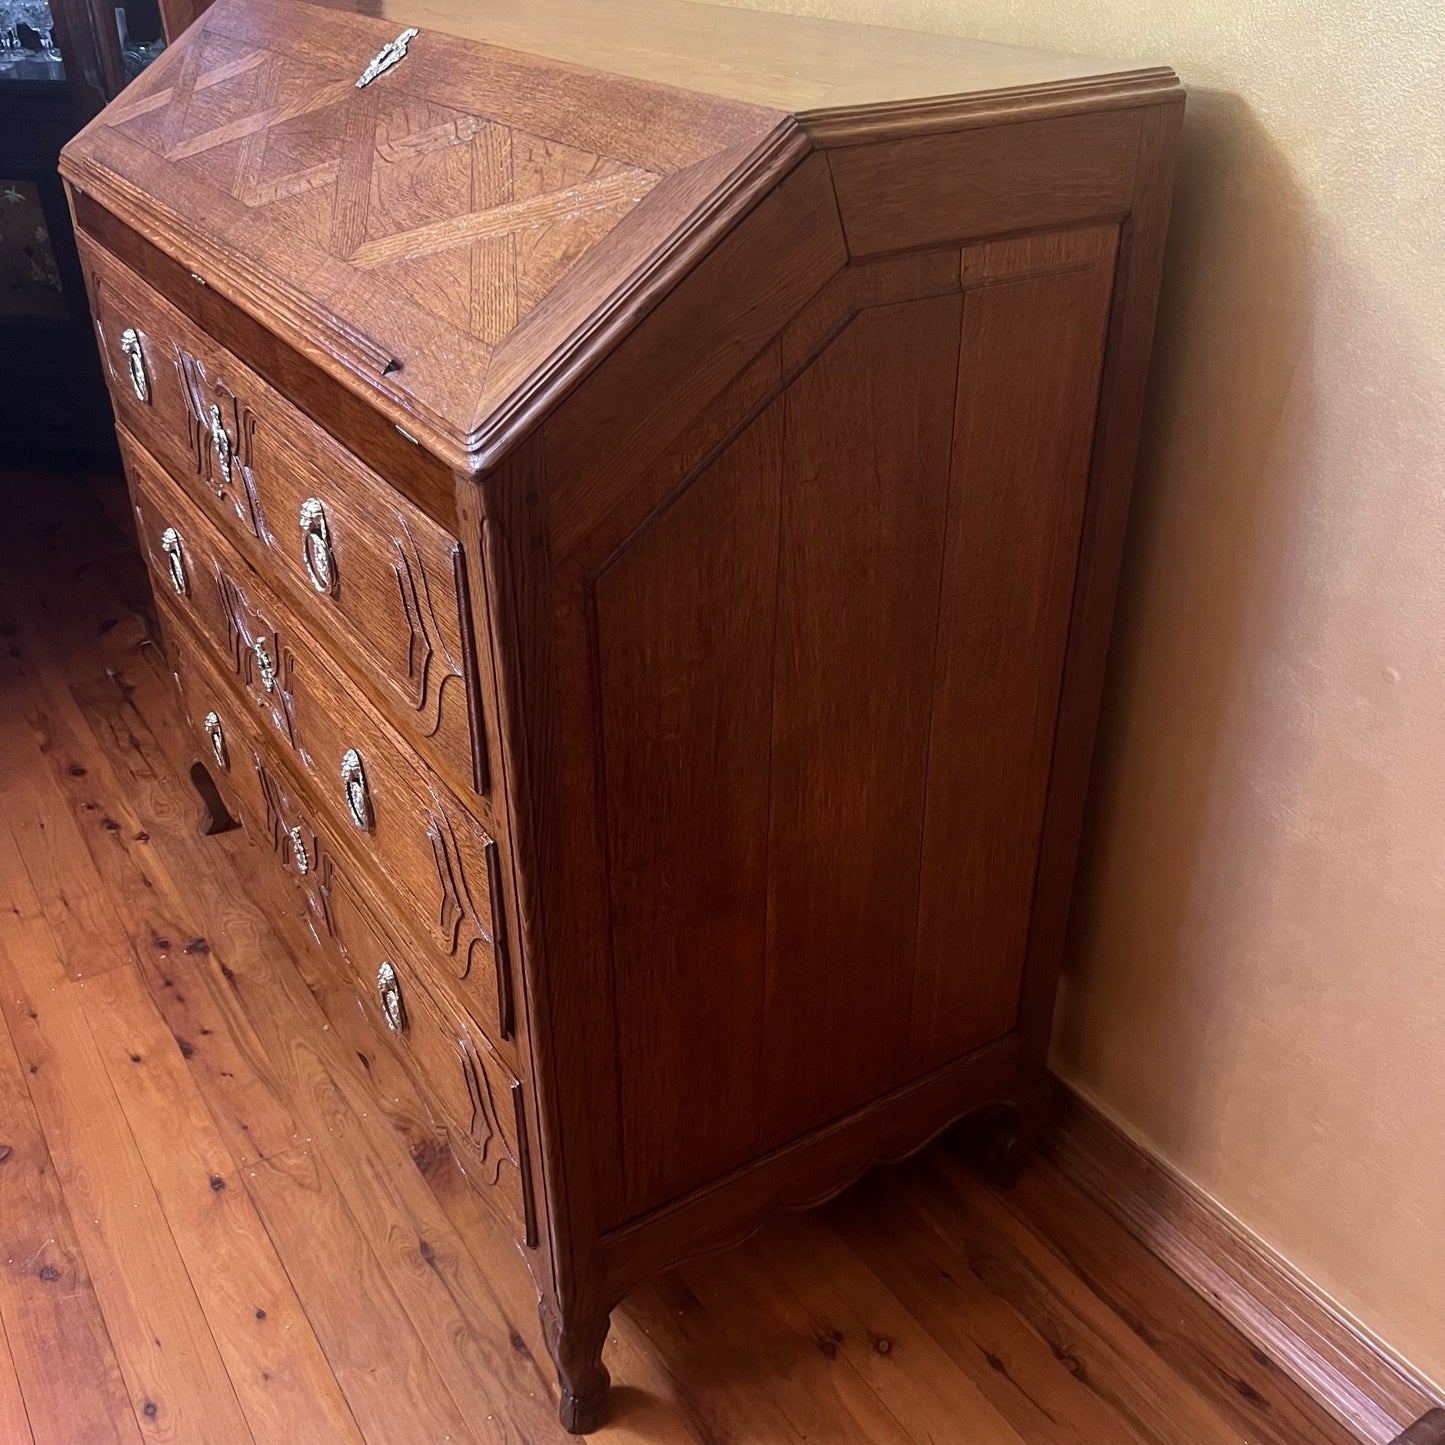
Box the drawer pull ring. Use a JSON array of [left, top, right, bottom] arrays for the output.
[[208, 403, 234, 488], [202, 711, 228, 769], [159, 526, 188, 596], [376, 962, 406, 1033], [289, 825, 310, 875], [119, 327, 149, 402], [340, 748, 372, 830], [253, 637, 276, 693], [299, 498, 338, 595]]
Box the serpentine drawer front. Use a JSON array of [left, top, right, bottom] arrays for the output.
[[129, 436, 516, 1056], [82, 236, 487, 804], [165, 613, 531, 1231], [61, 0, 1181, 1429]]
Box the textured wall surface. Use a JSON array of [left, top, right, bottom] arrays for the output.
[[711, 0, 1445, 1389]]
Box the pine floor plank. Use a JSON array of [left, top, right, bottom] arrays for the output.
[[757, 1208, 1092, 1445], [0, 822, 255, 1445], [679, 1245, 958, 1445], [622, 1273, 809, 1445], [244, 1146, 489, 1445], [0, 767, 138, 982], [0, 1313, 35, 1445], [0, 642, 301, 1169], [78, 965, 367, 1445], [129, 941, 305, 1169], [820, 1177, 1156, 1445], [67, 641, 572, 1443], [0, 985, 139, 1445], [0, 622, 190, 963], [900, 1151, 1264, 1445], [978, 1153, 1362, 1445]]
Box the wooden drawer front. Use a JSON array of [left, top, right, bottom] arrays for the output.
[[82, 236, 485, 801], [325, 871, 534, 1237], [129, 438, 515, 1056], [168, 625, 337, 935], [165, 624, 533, 1237]]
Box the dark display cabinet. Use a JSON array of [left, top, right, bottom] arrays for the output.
[[1, 0, 204, 459]]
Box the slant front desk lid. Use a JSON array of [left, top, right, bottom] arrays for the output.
[[60, 0, 1175, 468]]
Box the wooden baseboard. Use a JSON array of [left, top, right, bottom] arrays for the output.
[[1043, 1078, 1442, 1444]]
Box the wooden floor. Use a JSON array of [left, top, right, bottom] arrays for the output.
[[0, 463, 1359, 1445]]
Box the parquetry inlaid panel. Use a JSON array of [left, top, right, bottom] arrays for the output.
[[67, 0, 789, 438], [114, 42, 658, 345]]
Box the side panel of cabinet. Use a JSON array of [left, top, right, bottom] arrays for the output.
[[594, 295, 960, 1211], [585, 226, 1120, 1221], [908, 224, 1119, 1071]]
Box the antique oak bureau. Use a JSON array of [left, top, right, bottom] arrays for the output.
[[60, 0, 1182, 1429]]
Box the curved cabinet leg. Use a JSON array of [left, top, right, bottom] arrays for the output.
[[539, 1295, 611, 1434], [953, 1077, 1052, 1188], [189, 759, 239, 836]]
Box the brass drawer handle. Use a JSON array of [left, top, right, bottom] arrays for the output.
[[289, 825, 310, 875], [253, 637, 276, 693], [356, 27, 417, 88], [208, 403, 234, 488], [160, 526, 188, 596], [119, 327, 149, 402], [202, 710, 228, 769], [299, 498, 337, 595], [376, 962, 406, 1032], [340, 748, 371, 830]]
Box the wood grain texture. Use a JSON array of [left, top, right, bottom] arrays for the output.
[[596, 398, 783, 1214], [78, 965, 367, 1445], [544, 151, 845, 558], [59, 0, 1180, 480], [153, 564, 511, 1060], [828, 108, 1141, 257], [59, 608, 560, 1444], [82, 243, 483, 784], [0, 826, 255, 1445], [0, 953, 140, 1445], [908, 224, 1119, 1072], [0, 1317, 33, 1445], [60, 0, 793, 464], [62, 11, 1186, 1421], [1013, 100, 1185, 1070], [243, 1147, 486, 1445], [159, 603, 533, 1228], [759, 295, 961, 1145], [1045, 1083, 1442, 1443], [0, 462, 1363, 1445]]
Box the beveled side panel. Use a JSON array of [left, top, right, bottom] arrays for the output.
[[592, 296, 962, 1217], [908, 225, 1120, 1073], [594, 395, 784, 1217], [758, 295, 962, 1148]]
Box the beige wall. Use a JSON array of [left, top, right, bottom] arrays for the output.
[[711, 0, 1445, 1392]]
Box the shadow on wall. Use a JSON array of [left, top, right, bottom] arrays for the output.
[[1053, 87, 1318, 1141]]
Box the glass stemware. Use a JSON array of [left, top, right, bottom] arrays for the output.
[[16, 0, 59, 61], [0, 0, 24, 67]]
